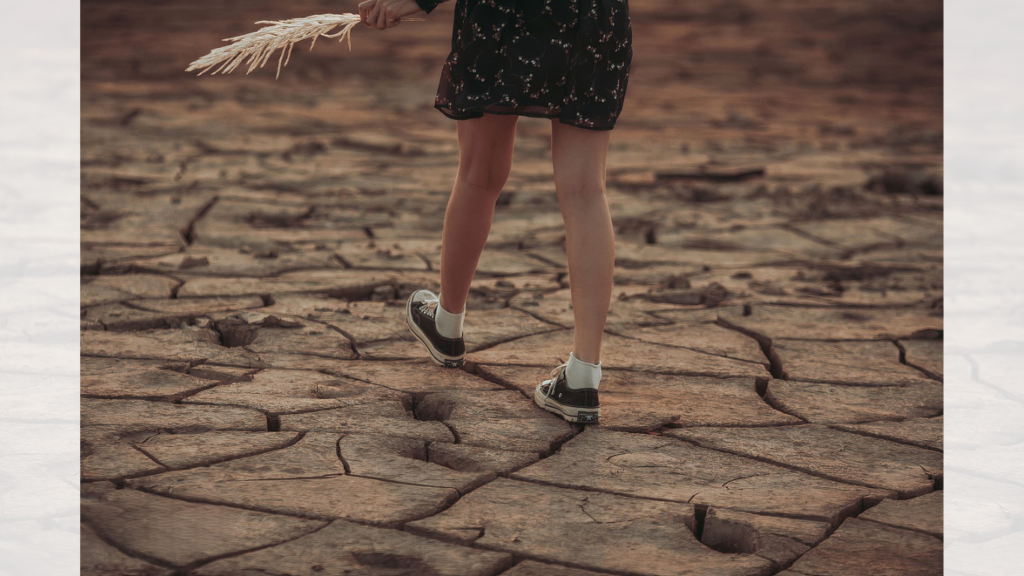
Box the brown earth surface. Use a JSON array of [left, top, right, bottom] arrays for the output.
[[81, 0, 943, 574]]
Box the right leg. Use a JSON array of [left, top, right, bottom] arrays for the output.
[[438, 114, 519, 314]]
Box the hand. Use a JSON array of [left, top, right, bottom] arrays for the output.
[[358, 0, 423, 30]]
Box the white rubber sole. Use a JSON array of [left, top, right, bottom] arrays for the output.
[[405, 295, 465, 368], [534, 384, 600, 424]]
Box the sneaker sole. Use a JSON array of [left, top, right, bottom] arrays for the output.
[[405, 295, 465, 369], [534, 385, 600, 424]]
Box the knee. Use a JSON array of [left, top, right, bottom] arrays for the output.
[[458, 156, 513, 194]]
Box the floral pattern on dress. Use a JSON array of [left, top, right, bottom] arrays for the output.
[[432, 0, 632, 130]]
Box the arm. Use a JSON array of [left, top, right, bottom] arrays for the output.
[[359, 0, 448, 30]]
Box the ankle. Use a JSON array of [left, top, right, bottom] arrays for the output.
[[565, 351, 602, 390], [434, 292, 465, 339]]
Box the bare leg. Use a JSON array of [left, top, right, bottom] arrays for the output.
[[550, 121, 615, 365], [438, 114, 519, 313]]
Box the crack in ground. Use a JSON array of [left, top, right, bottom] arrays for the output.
[[181, 196, 219, 246], [714, 314, 786, 379], [181, 521, 332, 572], [893, 339, 942, 382], [604, 327, 772, 367]]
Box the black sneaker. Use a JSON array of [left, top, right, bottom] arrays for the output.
[[534, 362, 600, 424], [405, 289, 465, 368]]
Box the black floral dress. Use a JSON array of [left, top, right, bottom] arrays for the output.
[[415, 0, 632, 130]]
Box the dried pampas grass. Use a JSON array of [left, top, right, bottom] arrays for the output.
[[188, 13, 390, 79]]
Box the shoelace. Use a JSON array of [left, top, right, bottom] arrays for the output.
[[544, 362, 568, 398], [417, 292, 440, 319]]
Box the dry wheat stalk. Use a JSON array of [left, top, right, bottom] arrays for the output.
[[187, 13, 373, 79]]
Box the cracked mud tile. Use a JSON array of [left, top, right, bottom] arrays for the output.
[[718, 305, 942, 341], [661, 226, 849, 261], [899, 339, 943, 380], [764, 379, 942, 424], [187, 198, 370, 247], [835, 416, 943, 451], [614, 243, 782, 271], [259, 295, 409, 343], [108, 246, 341, 277], [128, 433, 459, 526], [425, 246, 558, 277], [175, 269, 395, 298], [82, 431, 167, 481], [859, 491, 942, 538], [211, 312, 358, 360], [427, 442, 540, 476], [501, 560, 607, 575], [83, 302, 200, 332], [788, 217, 905, 252], [127, 295, 265, 315], [82, 398, 266, 435], [81, 325, 265, 367], [773, 339, 936, 386], [81, 273, 180, 307], [469, 330, 767, 378], [462, 307, 563, 352], [654, 268, 832, 308], [335, 238, 433, 271], [407, 477, 773, 576], [183, 368, 402, 414], [339, 434, 494, 493], [477, 365, 800, 432], [508, 286, 693, 330], [513, 429, 877, 526], [415, 389, 574, 454], [82, 522, 173, 576], [82, 483, 324, 568], [612, 322, 767, 365], [81, 192, 219, 246], [134, 431, 301, 470], [317, 359, 506, 399], [278, 400, 454, 442], [668, 425, 942, 497], [82, 244, 182, 273], [193, 519, 512, 576], [81, 402, 267, 481], [81, 357, 220, 400], [701, 507, 831, 567], [85, 297, 268, 331], [779, 518, 941, 576]]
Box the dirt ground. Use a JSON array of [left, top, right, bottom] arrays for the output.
[[81, 1, 943, 574]]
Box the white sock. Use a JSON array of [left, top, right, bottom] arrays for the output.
[[434, 293, 465, 339], [565, 351, 602, 390]]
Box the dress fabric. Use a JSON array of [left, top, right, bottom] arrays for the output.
[[430, 0, 632, 130]]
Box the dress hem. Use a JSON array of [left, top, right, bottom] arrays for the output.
[[434, 104, 617, 132]]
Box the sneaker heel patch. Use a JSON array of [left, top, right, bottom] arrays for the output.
[[577, 412, 599, 423]]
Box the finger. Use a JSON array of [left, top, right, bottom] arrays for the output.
[[377, 5, 389, 30], [367, 3, 381, 28], [358, 0, 374, 26]]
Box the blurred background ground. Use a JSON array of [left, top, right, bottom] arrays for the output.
[[81, 1, 943, 575]]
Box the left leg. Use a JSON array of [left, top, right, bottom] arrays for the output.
[[550, 121, 616, 365]]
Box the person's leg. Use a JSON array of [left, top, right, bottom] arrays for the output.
[[550, 121, 615, 365], [438, 114, 519, 314]]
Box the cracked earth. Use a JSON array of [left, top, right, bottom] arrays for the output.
[[81, 1, 943, 574]]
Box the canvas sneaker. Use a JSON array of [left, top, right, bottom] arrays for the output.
[[534, 362, 600, 424], [405, 289, 465, 368]]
